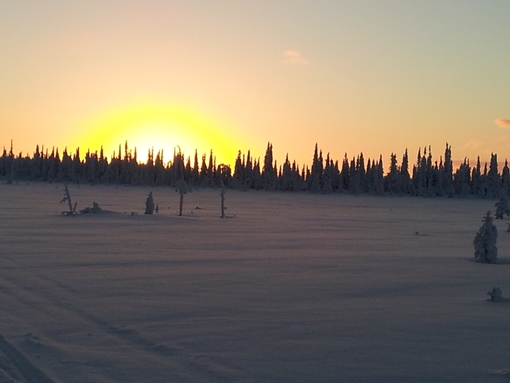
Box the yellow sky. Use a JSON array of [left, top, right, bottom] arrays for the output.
[[68, 98, 242, 165]]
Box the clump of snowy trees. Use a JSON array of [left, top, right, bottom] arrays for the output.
[[473, 211, 498, 263], [4, 141, 510, 198], [60, 184, 104, 215]]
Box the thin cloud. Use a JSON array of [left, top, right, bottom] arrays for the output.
[[495, 118, 510, 128], [463, 138, 482, 149], [282, 50, 309, 65]]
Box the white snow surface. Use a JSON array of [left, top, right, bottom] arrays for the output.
[[1, 183, 510, 383]]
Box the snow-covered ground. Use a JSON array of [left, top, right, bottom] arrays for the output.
[[1, 183, 509, 383]]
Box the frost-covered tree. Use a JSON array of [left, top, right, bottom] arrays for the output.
[[385, 153, 399, 194], [398, 149, 410, 193], [487, 153, 500, 198], [175, 179, 191, 216], [308, 144, 323, 192], [216, 164, 231, 188], [232, 151, 245, 190], [441, 143, 454, 196], [145, 191, 155, 214], [501, 159, 510, 193], [473, 211, 498, 263], [322, 153, 337, 193], [262, 142, 277, 191], [453, 158, 471, 196], [495, 189, 510, 219]]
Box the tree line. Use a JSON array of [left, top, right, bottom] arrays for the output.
[[1, 141, 508, 198]]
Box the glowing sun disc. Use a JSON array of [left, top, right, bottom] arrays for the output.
[[75, 102, 240, 166]]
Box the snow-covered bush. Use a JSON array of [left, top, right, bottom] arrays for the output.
[[145, 191, 155, 214], [80, 202, 102, 214], [487, 287, 503, 301], [494, 189, 510, 219], [473, 211, 498, 263]]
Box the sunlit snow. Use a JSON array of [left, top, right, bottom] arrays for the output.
[[1, 183, 509, 383]]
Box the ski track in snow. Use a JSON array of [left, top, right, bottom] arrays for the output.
[[0, 254, 238, 383], [0, 332, 57, 383]]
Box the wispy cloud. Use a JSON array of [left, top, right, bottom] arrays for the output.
[[495, 118, 510, 128], [463, 138, 482, 149], [282, 50, 309, 65]]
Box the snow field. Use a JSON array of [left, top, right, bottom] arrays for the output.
[[0, 183, 509, 382]]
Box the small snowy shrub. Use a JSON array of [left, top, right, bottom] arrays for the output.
[[145, 191, 155, 214], [473, 211, 498, 263], [487, 287, 503, 302], [80, 202, 102, 214]]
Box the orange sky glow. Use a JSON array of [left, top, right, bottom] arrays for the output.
[[1, 1, 510, 169]]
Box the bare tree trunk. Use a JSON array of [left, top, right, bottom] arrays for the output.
[[64, 185, 73, 213], [61, 184, 76, 215], [220, 182, 225, 218]]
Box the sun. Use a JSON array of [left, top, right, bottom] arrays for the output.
[[73, 101, 241, 167]]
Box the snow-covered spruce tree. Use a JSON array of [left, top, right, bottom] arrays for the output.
[[494, 189, 510, 219], [145, 191, 155, 214], [473, 211, 498, 263]]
